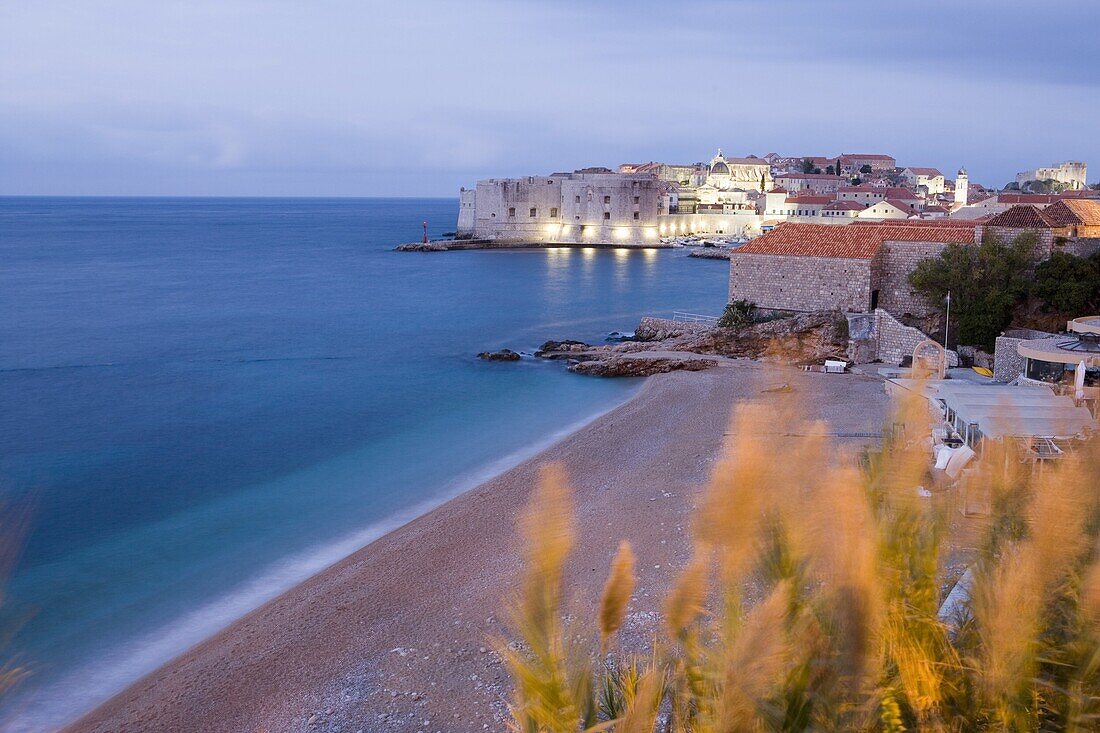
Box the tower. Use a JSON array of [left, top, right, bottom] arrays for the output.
[[954, 168, 969, 206]]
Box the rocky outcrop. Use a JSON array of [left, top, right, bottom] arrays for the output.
[[535, 340, 593, 359], [634, 317, 712, 342], [658, 311, 850, 364], [477, 349, 521, 361], [395, 242, 451, 252], [568, 355, 719, 377], [687, 248, 732, 260], [536, 310, 851, 377]]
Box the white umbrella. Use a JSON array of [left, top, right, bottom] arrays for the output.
[[1076, 360, 1087, 402]]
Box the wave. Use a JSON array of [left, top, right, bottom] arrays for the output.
[[0, 398, 630, 733]]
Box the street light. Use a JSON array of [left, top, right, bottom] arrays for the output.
[[944, 291, 952, 347]]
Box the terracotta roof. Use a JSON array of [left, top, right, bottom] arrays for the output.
[[906, 167, 943, 177], [735, 221, 974, 260], [842, 154, 896, 161], [852, 219, 983, 229], [1045, 199, 1100, 227], [883, 187, 921, 199], [768, 187, 788, 194], [984, 204, 1058, 229], [823, 200, 866, 211], [881, 199, 915, 210], [997, 193, 1060, 205], [775, 173, 845, 181]]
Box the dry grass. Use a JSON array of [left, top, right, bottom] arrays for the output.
[[499, 382, 1100, 731]]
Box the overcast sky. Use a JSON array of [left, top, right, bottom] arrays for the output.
[[1, 1, 1097, 197]]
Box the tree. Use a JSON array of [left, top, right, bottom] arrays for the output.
[[800, 158, 815, 174], [908, 231, 1037, 350], [1033, 251, 1100, 314], [860, 164, 873, 174], [850, 177, 862, 186], [759, 172, 766, 193], [826, 165, 835, 175]]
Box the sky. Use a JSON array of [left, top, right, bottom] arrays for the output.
[[1, 0, 1097, 197]]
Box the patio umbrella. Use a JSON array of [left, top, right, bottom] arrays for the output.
[[1076, 359, 1087, 402]]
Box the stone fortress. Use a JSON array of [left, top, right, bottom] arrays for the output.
[[1016, 161, 1088, 190]]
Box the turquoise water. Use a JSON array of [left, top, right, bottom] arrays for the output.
[[0, 197, 729, 729]]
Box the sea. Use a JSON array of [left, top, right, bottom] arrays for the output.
[[0, 197, 729, 730]]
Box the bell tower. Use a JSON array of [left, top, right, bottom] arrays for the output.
[[954, 168, 969, 206]]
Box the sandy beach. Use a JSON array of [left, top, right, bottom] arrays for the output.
[[64, 363, 890, 733]]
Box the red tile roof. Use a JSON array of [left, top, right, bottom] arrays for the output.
[[853, 219, 983, 229], [775, 173, 845, 181], [823, 200, 866, 211], [881, 199, 916, 210], [906, 167, 943, 177], [735, 221, 974, 260], [984, 205, 1058, 229], [1044, 199, 1100, 227], [842, 154, 896, 161]]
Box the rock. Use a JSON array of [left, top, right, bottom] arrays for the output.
[[395, 241, 451, 252], [568, 356, 718, 377], [687, 247, 731, 260], [535, 339, 589, 354], [477, 349, 521, 362]]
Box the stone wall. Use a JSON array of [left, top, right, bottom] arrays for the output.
[[1068, 237, 1100, 257], [977, 225, 1055, 257], [728, 252, 878, 313], [993, 336, 1028, 382], [992, 328, 1055, 382], [873, 308, 959, 367], [878, 239, 961, 317]]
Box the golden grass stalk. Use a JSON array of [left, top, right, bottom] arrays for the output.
[[598, 540, 635, 651]]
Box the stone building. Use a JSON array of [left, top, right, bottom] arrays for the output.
[[839, 153, 897, 173], [456, 171, 666, 245], [618, 162, 704, 186], [703, 150, 771, 192], [901, 167, 946, 194], [727, 222, 978, 315], [773, 173, 846, 195], [978, 201, 1100, 258]]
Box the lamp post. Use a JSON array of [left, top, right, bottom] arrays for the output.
[[944, 291, 952, 347]]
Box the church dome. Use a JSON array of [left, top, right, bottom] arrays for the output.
[[710, 161, 730, 176]]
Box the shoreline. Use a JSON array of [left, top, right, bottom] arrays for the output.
[[63, 364, 890, 733], [3, 397, 636, 733]]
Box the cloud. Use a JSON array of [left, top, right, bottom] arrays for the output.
[[0, 0, 1096, 195]]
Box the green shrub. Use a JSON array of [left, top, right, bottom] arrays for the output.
[[1033, 251, 1100, 315], [908, 231, 1037, 351], [718, 300, 757, 329]]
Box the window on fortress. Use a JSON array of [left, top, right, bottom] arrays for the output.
[[603, 212, 611, 220], [530, 208, 537, 217], [604, 196, 611, 204], [550, 208, 558, 218], [633, 212, 640, 220], [575, 196, 580, 203], [633, 196, 640, 204], [508, 207, 515, 217]]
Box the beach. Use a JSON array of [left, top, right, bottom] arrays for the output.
[[64, 363, 890, 733]]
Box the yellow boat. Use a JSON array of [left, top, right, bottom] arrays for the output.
[[971, 366, 993, 378]]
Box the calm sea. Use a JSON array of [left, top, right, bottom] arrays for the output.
[[0, 197, 728, 730]]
